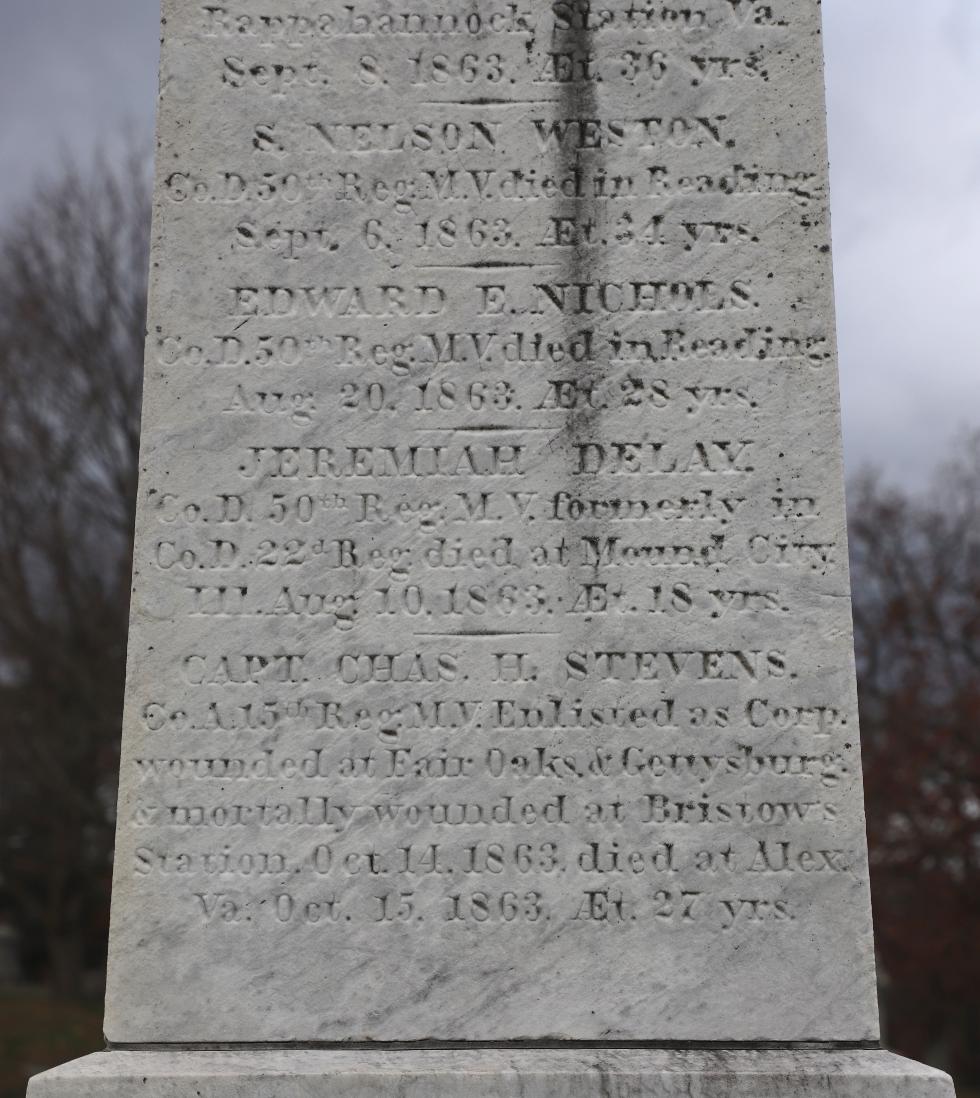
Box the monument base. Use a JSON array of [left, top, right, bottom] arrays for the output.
[[28, 1048, 954, 1098]]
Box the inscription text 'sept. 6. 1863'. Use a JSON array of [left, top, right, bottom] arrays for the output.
[[105, 0, 879, 1043]]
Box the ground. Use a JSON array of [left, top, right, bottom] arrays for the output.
[[0, 991, 102, 1098]]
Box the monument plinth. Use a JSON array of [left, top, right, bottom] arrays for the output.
[[29, 0, 955, 1095]]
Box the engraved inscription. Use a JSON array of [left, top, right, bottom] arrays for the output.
[[105, 0, 879, 1044]]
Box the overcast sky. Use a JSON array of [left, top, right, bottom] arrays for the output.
[[0, 0, 977, 487]]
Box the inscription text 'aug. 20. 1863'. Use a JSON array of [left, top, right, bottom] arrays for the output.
[[105, 0, 879, 1044]]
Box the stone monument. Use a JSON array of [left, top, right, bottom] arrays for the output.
[[29, 1, 956, 1096]]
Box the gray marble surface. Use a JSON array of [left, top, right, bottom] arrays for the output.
[[103, 0, 877, 1044], [30, 1050, 955, 1098]]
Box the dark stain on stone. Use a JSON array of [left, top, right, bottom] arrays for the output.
[[548, 9, 605, 457]]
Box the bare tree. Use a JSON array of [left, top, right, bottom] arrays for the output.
[[849, 434, 980, 1082], [0, 148, 149, 994]]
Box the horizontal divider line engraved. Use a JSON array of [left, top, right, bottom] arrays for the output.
[[107, 1040, 882, 1053], [420, 426, 558, 432], [419, 99, 564, 107], [413, 261, 563, 269]]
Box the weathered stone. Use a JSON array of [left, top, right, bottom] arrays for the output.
[[28, 1050, 954, 1098], [28, 0, 956, 1096], [102, 0, 877, 1044]]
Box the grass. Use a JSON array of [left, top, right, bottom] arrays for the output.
[[0, 991, 103, 1098]]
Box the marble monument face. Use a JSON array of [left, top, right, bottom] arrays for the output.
[[105, 0, 878, 1044]]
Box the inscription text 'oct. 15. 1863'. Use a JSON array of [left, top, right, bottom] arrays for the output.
[[105, 0, 879, 1044]]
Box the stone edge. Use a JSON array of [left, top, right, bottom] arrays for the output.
[[29, 1049, 955, 1093]]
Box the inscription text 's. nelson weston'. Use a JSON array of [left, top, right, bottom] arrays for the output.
[[104, 0, 879, 1044]]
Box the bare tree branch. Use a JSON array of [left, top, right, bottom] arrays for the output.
[[0, 145, 149, 994]]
